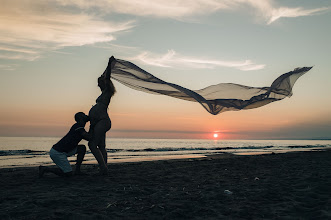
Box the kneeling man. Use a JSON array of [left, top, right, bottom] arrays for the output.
[[39, 112, 90, 177]]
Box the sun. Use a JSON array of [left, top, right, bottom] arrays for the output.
[[213, 133, 218, 138]]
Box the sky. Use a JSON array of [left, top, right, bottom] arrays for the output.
[[0, 0, 331, 140]]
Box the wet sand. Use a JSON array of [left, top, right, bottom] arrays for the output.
[[1, 150, 331, 219]]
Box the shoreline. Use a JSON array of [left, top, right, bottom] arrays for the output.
[[1, 149, 331, 219], [1, 147, 330, 169]]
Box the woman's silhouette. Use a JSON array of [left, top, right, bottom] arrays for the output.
[[88, 56, 116, 174]]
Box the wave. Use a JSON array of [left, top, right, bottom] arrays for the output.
[[0, 145, 329, 157], [0, 150, 48, 156], [125, 147, 235, 152], [111, 145, 328, 153]]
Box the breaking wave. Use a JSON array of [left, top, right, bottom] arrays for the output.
[[1, 144, 329, 156]]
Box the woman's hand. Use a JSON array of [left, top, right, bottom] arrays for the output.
[[103, 56, 116, 80], [108, 56, 116, 70]]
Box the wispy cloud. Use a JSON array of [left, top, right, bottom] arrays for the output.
[[267, 6, 329, 24], [55, 0, 329, 24], [133, 50, 265, 71], [1, 0, 328, 65], [0, 64, 18, 71], [241, 0, 329, 24], [0, 0, 134, 62], [54, 0, 228, 18]]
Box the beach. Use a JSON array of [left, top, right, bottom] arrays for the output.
[[1, 150, 331, 219]]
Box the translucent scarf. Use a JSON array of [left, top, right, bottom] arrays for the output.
[[111, 58, 312, 115]]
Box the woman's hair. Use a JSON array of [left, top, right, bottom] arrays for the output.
[[109, 79, 116, 97]]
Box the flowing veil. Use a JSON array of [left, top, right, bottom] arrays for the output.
[[110, 58, 312, 115]]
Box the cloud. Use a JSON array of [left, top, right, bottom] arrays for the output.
[[242, 118, 331, 140], [133, 50, 265, 71], [54, 0, 329, 24], [1, 0, 327, 65], [0, 0, 134, 62], [0, 64, 18, 71], [241, 0, 329, 24], [267, 6, 329, 24], [54, 0, 229, 18]]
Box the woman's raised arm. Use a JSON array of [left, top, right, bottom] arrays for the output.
[[105, 56, 116, 81]]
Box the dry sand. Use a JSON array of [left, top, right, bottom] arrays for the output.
[[1, 150, 331, 219]]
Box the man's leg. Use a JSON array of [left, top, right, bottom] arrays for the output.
[[39, 148, 74, 178], [75, 145, 86, 174]]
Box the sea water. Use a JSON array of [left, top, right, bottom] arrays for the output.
[[0, 137, 330, 168]]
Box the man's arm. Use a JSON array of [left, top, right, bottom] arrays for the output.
[[78, 129, 91, 141], [82, 130, 91, 141]]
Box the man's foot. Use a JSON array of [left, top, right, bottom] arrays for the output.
[[63, 171, 73, 177], [39, 166, 46, 178], [99, 168, 109, 176], [75, 170, 88, 176]]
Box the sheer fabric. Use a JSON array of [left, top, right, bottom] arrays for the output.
[[111, 58, 312, 115]]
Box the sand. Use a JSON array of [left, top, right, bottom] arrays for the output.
[[1, 150, 331, 219]]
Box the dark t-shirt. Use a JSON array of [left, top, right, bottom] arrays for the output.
[[52, 123, 86, 153]]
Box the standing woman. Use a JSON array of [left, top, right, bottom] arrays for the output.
[[88, 56, 116, 174]]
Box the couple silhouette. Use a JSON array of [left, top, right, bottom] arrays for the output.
[[39, 57, 116, 177], [39, 55, 312, 177]]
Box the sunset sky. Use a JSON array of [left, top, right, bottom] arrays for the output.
[[0, 0, 330, 139]]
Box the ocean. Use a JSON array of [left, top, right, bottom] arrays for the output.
[[0, 137, 330, 168]]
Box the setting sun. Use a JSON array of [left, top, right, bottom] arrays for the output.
[[213, 133, 218, 138]]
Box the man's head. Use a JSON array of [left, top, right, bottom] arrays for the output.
[[74, 112, 89, 124]]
